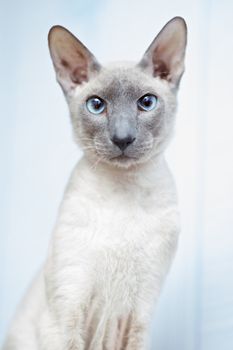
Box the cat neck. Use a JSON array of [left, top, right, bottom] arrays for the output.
[[73, 153, 171, 192]]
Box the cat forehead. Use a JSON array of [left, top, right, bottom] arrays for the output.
[[74, 62, 170, 100]]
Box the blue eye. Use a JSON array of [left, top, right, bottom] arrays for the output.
[[86, 96, 106, 114], [137, 94, 158, 111]]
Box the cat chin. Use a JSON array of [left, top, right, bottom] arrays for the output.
[[101, 154, 153, 170]]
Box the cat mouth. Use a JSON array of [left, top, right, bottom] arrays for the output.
[[110, 154, 137, 162]]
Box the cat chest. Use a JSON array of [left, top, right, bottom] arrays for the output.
[[70, 194, 162, 239], [53, 197, 179, 311], [90, 239, 155, 309], [56, 197, 178, 271]]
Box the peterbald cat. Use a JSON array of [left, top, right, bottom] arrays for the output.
[[3, 17, 187, 350]]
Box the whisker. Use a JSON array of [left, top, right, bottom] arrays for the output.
[[81, 146, 96, 151], [90, 155, 106, 171], [78, 137, 95, 141]]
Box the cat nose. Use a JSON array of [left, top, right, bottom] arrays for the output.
[[111, 135, 136, 151]]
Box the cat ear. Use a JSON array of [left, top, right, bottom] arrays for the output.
[[138, 17, 187, 87], [48, 25, 101, 94]]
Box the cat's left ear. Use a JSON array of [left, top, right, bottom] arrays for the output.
[[48, 26, 101, 95], [138, 17, 187, 87]]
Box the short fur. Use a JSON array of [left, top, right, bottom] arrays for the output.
[[3, 17, 187, 350]]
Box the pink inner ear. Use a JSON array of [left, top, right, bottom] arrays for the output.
[[71, 65, 88, 84], [152, 40, 176, 81], [60, 59, 70, 69], [142, 19, 186, 85], [59, 56, 88, 85], [49, 27, 102, 92], [153, 58, 170, 80]]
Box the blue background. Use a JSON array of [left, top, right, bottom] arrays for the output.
[[1, 0, 233, 349]]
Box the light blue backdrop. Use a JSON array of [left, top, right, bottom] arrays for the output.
[[1, 0, 233, 349]]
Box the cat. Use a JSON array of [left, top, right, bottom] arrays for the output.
[[3, 16, 187, 350]]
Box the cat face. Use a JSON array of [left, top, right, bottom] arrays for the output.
[[48, 17, 187, 168], [68, 64, 177, 168]]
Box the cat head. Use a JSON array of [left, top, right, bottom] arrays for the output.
[[48, 17, 187, 169]]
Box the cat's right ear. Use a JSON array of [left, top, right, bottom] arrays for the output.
[[48, 26, 101, 95]]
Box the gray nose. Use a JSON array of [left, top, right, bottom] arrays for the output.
[[111, 135, 136, 151]]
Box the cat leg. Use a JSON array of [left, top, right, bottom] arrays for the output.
[[124, 310, 151, 350], [103, 318, 118, 350], [88, 314, 108, 350], [44, 265, 93, 350], [37, 309, 65, 350], [37, 306, 85, 350], [61, 309, 86, 350], [124, 319, 148, 350]]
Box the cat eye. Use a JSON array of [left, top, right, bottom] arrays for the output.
[[137, 94, 158, 111], [86, 96, 106, 114]]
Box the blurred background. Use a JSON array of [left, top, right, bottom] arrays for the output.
[[1, 0, 233, 349]]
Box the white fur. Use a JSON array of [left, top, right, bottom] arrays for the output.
[[3, 155, 180, 350]]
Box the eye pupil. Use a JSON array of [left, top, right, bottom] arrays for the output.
[[92, 99, 102, 109], [143, 97, 152, 107]]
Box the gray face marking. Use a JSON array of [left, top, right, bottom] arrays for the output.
[[69, 64, 177, 168]]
